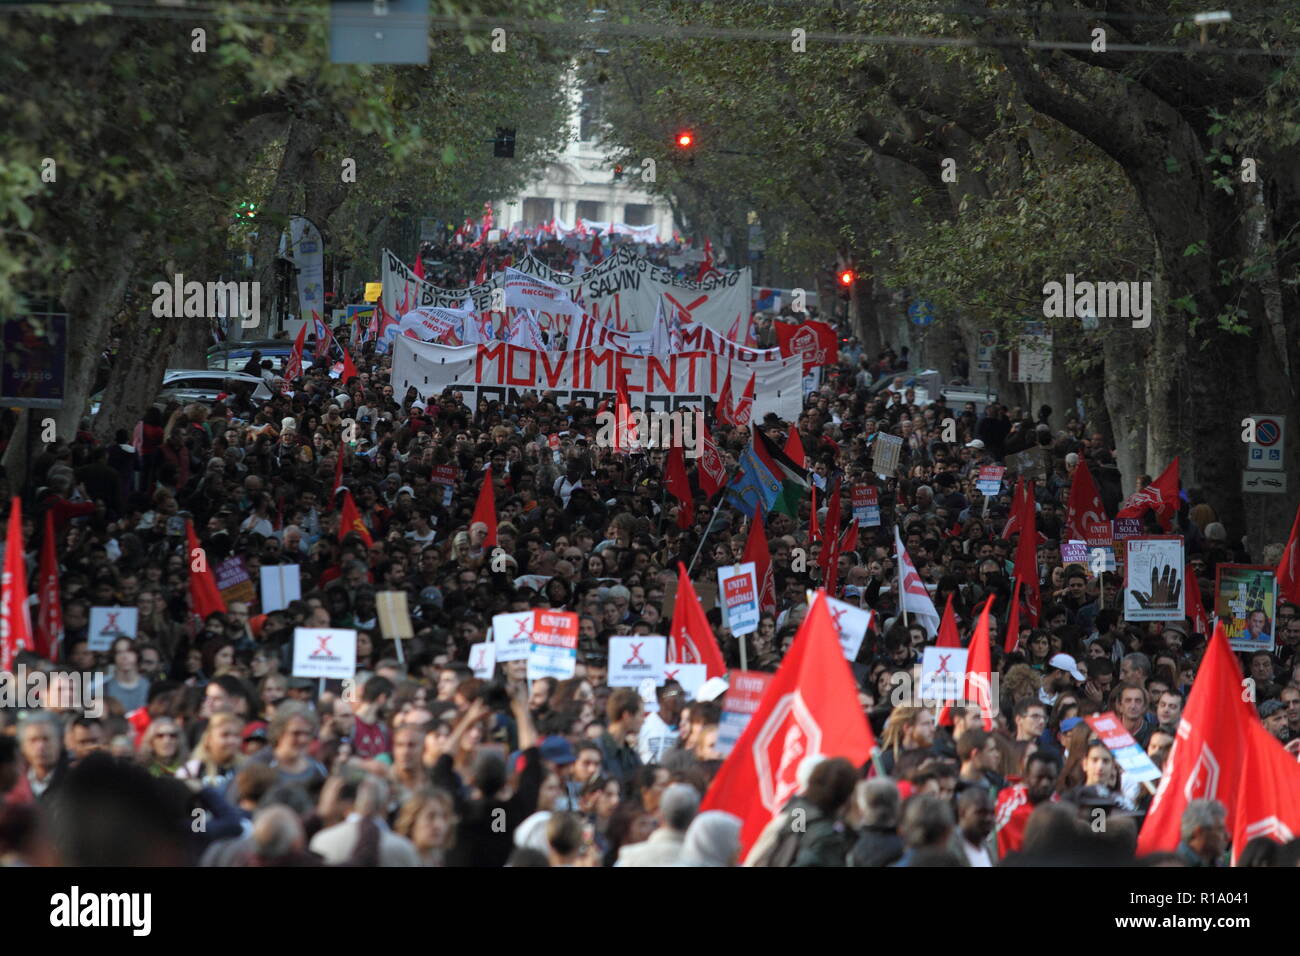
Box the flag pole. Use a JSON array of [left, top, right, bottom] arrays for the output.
[[687, 494, 728, 578], [898, 524, 909, 627]]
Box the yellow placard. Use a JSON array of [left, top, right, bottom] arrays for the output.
[[364, 282, 382, 303]]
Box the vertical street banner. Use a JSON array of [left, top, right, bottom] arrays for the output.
[[1, 313, 68, 408], [1215, 564, 1278, 652], [1122, 536, 1185, 622], [289, 216, 325, 324], [527, 609, 579, 680], [718, 562, 760, 636]]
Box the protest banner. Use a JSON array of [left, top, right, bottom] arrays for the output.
[[661, 662, 708, 700], [215, 557, 256, 606], [872, 434, 904, 477], [260, 565, 301, 613], [527, 609, 579, 680], [976, 465, 1006, 497], [376, 591, 414, 641], [492, 611, 533, 662], [852, 484, 880, 528], [429, 465, 458, 506], [718, 562, 760, 636], [716, 670, 772, 757], [469, 642, 497, 679], [825, 595, 873, 662], [920, 647, 968, 704], [1084, 712, 1163, 785], [391, 338, 803, 423]]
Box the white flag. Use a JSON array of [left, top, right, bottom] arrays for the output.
[[894, 526, 940, 637]]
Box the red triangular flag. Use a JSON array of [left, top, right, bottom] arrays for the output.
[[1004, 579, 1023, 654], [1, 498, 33, 671], [1011, 484, 1040, 628], [960, 596, 996, 731], [715, 365, 736, 426], [35, 510, 62, 661], [669, 563, 727, 678], [339, 348, 359, 385], [784, 428, 806, 469], [284, 322, 308, 381], [743, 506, 776, 615], [1065, 460, 1108, 542], [839, 518, 858, 556], [1276, 504, 1300, 607], [186, 519, 228, 620], [412, 252, 425, 280], [338, 490, 374, 549], [1232, 717, 1300, 861], [1138, 622, 1254, 855], [1117, 457, 1180, 531], [665, 445, 693, 530], [733, 372, 756, 428], [701, 591, 876, 856], [936, 593, 960, 648], [697, 419, 725, 498], [471, 465, 498, 548]]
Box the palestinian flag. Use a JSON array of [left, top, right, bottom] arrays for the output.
[[727, 425, 809, 519]]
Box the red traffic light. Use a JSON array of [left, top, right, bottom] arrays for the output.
[[838, 269, 855, 286], [675, 131, 694, 148]]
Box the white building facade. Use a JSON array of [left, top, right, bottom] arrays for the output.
[[494, 70, 676, 242]]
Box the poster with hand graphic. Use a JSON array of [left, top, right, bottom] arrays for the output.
[[1123, 536, 1185, 622]]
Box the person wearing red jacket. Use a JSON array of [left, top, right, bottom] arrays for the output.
[[993, 750, 1061, 858]]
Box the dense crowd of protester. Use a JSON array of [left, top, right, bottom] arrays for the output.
[[0, 240, 1295, 868]]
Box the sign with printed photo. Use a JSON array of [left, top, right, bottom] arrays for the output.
[[1215, 564, 1278, 653]]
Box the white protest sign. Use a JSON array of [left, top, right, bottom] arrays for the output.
[[1123, 536, 1185, 622], [260, 565, 302, 612], [608, 635, 667, 687], [527, 610, 579, 681], [292, 627, 357, 680], [661, 662, 708, 700], [468, 641, 497, 679], [492, 611, 534, 662], [88, 606, 139, 652], [920, 646, 968, 703], [824, 595, 874, 662], [718, 562, 760, 636], [872, 434, 904, 477]]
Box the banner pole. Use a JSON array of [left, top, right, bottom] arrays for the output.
[[687, 493, 728, 577], [898, 525, 910, 627]]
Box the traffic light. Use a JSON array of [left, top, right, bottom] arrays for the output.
[[493, 127, 516, 158], [235, 200, 257, 221], [838, 268, 855, 287], [675, 130, 694, 149], [613, 163, 624, 183]]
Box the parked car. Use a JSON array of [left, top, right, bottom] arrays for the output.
[[91, 369, 269, 416], [207, 338, 294, 372]]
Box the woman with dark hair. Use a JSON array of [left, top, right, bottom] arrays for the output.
[[200, 637, 237, 680], [545, 576, 572, 610]]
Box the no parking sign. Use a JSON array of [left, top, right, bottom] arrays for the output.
[[1246, 413, 1285, 472]]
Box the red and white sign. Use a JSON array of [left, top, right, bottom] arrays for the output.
[[527, 609, 579, 680], [492, 611, 533, 662], [608, 635, 667, 687], [291, 627, 357, 680], [718, 562, 760, 636]]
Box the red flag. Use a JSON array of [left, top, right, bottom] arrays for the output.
[[715, 365, 736, 426], [775, 320, 839, 376], [743, 506, 776, 615], [1137, 622, 1254, 855], [1186, 563, 1210, 635], [1232, 718, 1300, 861], [35, 510, 62, 661], [732, 372, 756, 428], [1011, 484, 1040, 628], [1, 498, 33, 671], [961, 596, 997, 731], [312, 311, 332, 360], [783, 427, 806, 468], [1276, 504, 1300, 607], [338, 490, 374, 549], [1001, 477, 1032, 541], [471, 465, 498, 548], [936, 593, 960, 648], [475, 254, 489, 286], [665, 445, 693, 530], [612, 370, 637, 454], [284, 322, 308, 381], [590, 234, 603, 263], [1065, 460, 1108, 542], [339, 348, 358, 385], [698, 420, 725, 498], [1004, 579, 1023, 654], [412, 253, 425, 280], [696, 238, 716, 282], [185, 519, 227, 620], [701, 591, 876, 856], [1117, 457, 1180, 531], [669, 563, 726, 678], [839, 518, 858, 556], [818, 481, 841, 576]]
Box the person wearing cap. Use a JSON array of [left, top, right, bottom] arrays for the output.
[[1038, 653, 1085, 708], [1260, 699, 1289, 742]]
